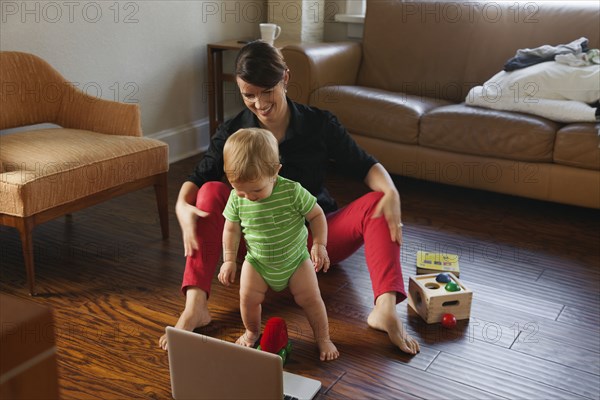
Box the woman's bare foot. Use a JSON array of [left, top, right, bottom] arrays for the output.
[[159, 288, 212, 350], [367, 292, 420, 355], [317, 339, 339, 361], [236, 330, 260, 347]]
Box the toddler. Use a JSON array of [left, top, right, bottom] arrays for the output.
[[218, 128, 339, 361]]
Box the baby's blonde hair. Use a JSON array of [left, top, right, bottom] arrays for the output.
[[223, 128, 280, 183]]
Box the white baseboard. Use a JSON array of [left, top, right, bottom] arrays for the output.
[[147, 119, 210, 164]]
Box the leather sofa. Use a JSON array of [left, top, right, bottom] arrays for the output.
[[282, 0, 600, 209]]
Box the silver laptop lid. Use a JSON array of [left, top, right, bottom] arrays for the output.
[[167, 326, 283, 400]]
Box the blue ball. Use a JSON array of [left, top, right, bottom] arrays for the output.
[[436, 273, 452, 283]]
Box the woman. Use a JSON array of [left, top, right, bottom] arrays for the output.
[[159, 41, 420, 355]]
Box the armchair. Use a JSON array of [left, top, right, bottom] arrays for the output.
[[0, 51, 169, 295]]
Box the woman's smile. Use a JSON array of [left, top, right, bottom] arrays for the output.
[[256, 104, 273, 116]]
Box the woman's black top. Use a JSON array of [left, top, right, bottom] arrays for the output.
[[188, 99, 378, 213]]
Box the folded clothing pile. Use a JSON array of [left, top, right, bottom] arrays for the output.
[[467, 37, 600, 123]]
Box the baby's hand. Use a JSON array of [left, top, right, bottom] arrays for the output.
[[218, 261, 237, 286], [311, 243, 330, 273]]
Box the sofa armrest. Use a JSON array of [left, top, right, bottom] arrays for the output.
[[56, 86, 142, 137], [282, 42, 362, 104]]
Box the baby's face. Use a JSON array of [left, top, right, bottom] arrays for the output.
[[231, 175, 276, 202]]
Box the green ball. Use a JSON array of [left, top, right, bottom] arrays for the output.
[[445, 281, 461, 292]]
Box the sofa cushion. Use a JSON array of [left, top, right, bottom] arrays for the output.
[[310, 86, 450, 144], [554, 123, 600, 170], [420, 104, 560, 162], [0, 128, 168, 217]]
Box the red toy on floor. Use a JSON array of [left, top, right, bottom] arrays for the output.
[[257, 317, 293, 364]]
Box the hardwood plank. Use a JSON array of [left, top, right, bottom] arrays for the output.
[[537, 267, 600, 294], [428, 333, 600, 399], [328, 353, 506, 400], [511, 332, 600, 376], [557, 305, 600, 331], [463, 279, 564, 320], [428, 353, 590, 399], [52, 309, 172, 399], [470, 300, 600, 353], [537, 317, 600, 354]]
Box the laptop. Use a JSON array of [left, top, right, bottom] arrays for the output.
[[166, 326, 322, 400]]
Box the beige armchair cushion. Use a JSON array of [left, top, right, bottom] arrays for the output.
[[0, 129, 168, 217]]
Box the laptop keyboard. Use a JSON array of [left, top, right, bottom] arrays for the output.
[[284, 395, 299, 400]]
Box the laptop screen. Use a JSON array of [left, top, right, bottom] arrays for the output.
[[166, 327, 320, 400]]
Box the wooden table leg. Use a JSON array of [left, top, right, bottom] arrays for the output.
[[207, 45, 217, 136], [215, 50, 224, 132]]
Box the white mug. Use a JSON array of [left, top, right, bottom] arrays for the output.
[[259, 23, 281, 45]]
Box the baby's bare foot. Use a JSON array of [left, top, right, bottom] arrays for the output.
[[236, 330, 260, 347], [317, 339, 339, 361]]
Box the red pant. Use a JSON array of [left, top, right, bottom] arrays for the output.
[[182, 181, 406, 304]]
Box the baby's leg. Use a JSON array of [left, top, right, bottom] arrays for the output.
[[289, 260, 339, 361], [237, 261, 268, 347]]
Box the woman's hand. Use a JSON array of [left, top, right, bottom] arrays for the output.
[[364, 164, 404, 245], [176, 200, 209, 257], [372, 189, 403, 245]]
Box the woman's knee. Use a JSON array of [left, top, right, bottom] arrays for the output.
[[362, 191, 384, 206], [196, 181, 230, 212], [336, 191, 384, 220]]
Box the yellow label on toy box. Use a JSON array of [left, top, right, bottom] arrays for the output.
[[416, 251, 460, 276]]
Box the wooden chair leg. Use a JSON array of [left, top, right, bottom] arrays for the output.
[[154, 173, 169, 239], [16, 217, 37, 296]]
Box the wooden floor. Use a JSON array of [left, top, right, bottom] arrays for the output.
[[1, 155, 599, 400]]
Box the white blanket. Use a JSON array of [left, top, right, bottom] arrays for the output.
[[466, 62, 599, 123]]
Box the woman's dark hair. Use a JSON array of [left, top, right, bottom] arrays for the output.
[[235, 40, 288, 88]]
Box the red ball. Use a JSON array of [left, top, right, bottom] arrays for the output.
[[441, 313, 457, 328]]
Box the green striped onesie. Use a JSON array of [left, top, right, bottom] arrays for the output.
[[223, 176, 317, 291]]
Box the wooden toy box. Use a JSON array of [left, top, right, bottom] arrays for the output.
[[408, 273, 473, 324]]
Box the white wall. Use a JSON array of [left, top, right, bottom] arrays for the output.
[[0, 0, 264, 162]]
